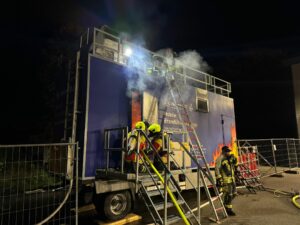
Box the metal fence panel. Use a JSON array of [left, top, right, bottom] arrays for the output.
[[0, 143, 78, 225], [296, 139, 300, 168], [238, 139, 300, 177], [238, 139, 276, 177], [286, 139, 299, 169], [272, 139, 289, 168]]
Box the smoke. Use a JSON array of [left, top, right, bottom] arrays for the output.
[[155, 48, 210, 72], [124, 42, 153, 97], [124, 42, 211, 100], [153, 48, 210, 103], [123, 36, 163, 97], [176, 50, 210, 72]]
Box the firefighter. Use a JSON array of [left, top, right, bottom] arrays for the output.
[[124, 121, 148, 173], [148, 123, 169, 171], [215, 145, 238, 216]]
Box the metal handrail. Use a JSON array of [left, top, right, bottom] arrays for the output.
[[104, 127, 128, 173], [138, 130, 186, 191], [137, 129, 194, 225], [80, 26, 232, 96], [0, 143, 77, 148]]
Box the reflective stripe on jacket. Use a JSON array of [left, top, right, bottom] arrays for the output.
[[215, 154, 237, 184], [125, 130, 146, 163], [152, 133, 168, 164]]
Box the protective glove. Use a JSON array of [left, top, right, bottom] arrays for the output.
[[216, 178, 224, 192], [229, 154, 237, 165]]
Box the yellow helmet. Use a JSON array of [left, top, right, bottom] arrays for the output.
[[148, 123, 161, 134], [135, 121, 146, 131]]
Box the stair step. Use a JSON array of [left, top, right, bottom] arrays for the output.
[[153, 199, 184, 211], [166, 212, 193, 224], [166, 215, 181, 224], [148, 189, 166, 197], [147, 188, 176, 197], [139, 177, 160, 185]]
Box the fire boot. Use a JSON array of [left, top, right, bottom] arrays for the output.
[[226, 208, 236, 216]]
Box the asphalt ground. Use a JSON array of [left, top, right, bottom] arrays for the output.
[[79, 171, 300, 225]]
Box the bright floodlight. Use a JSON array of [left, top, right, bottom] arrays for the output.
[[124, 47, 133, 57]]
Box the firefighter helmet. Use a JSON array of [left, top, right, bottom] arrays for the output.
[[148, 123, 161, 134], [135, 121, 146, 131], [222, 145, 231, 153]]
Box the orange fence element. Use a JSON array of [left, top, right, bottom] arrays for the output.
[[238, 153, 260, 178]]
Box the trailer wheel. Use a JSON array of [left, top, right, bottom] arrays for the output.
[[94, 190, 132, 221]]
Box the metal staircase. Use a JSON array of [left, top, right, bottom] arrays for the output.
[[134, 130, 199, 225], [163, 73, 228, 223]]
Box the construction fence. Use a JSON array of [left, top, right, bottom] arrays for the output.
[[0, 143, 78, 225], [238, 139, 300, 177]]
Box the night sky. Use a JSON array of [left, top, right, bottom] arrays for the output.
[[1, 0, 300, 143]]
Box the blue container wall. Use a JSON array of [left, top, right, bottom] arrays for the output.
[[83, 56, 130, 178], [82, 55, 235, 177], [158, 87, 236, 167], [197, 92, 236, 165]]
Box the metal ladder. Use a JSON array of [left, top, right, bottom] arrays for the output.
[[236, 148, 264, 193], [134, 130, 200, 225], [164, 73, 228, 223], [63, 51, 81, 142], [235, 146, 265, 194], [235, 164, 264, 193]]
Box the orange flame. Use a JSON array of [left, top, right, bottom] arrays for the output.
[[210, 144, 223, 167], [209, 124, 238, 167]]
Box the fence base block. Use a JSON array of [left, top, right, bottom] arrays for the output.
[[284, 170, 299, 174], [270, 173, 284, 177]]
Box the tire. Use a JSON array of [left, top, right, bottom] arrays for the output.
[[94, 190, 132, 221]]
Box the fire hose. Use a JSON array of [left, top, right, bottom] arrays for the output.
[[264, 187, 300, 209], [36, 179, 74, 225], [292, 195, 300, 209], [36, 144, 76, 225]]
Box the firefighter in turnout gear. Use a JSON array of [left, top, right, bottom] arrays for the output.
[[148, 123, 168, 171], [125, 121, 148, 173], [215, 146, 238, 216]]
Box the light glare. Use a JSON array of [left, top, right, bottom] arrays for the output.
[[124, 47, 133, 57]]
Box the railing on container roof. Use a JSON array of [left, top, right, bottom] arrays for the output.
[[79, 27, 232, 97]]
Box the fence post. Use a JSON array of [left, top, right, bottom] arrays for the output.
[[286, 139, 291, 169], [293, 139, 299, 168], [76, 143, 79, 225], [271, 139, 277, 174]]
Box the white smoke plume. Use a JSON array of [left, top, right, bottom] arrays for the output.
[[176, 50, 210, 72], [154, 48, 211, 103], [155, 48, 210, 72], [123, 40, 211, 101], [123, 36, 150, 96]]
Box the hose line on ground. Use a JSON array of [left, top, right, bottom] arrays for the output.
[[292, 195, 300, 209], [264, 187, 300, 210], [264, 187, 292, 197], [36, 179, 74, 225], [273, 189, 292, 198]]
